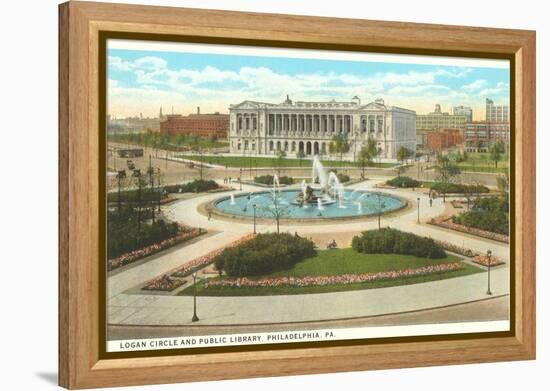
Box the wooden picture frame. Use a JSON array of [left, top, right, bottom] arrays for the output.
[[59, 1, 536, 389]]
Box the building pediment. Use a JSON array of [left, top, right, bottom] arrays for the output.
[[230, 100, 275, 110], [360, 102, 386, 111]]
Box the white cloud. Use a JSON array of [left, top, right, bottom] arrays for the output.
[[108, 56, 133, 71], [108, 55, 506, 118], [478, 81, 509, 97], [134, 56, 167, 70], [461, 79, 488, 91]]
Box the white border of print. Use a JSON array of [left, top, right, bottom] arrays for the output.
[[108, 320, 510, 352], [109, 39, 509, 69]]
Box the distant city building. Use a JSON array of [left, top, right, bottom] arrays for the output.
[[107, 115, 160, 133], [464, 121, 510, 152], [160, 107, 229, 139], [452, 105, 473, 123], [426, 129, 463, 151], [416, 104, 467, 148], [485, 98, 509, 122], [228, 96, 416, 160]]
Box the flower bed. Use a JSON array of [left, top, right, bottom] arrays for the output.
[[141, 234, 255, 292], [207, 186, 233, 193], [433, 239, 504, 266], [429, 216, 509, 243], [471, 255, 505, 267], [107, 226, 205, 271], [204, 262, 465, 289], [432, 239, 477, 257], [450, 200, 465, 209]]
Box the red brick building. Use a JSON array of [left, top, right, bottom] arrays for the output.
[[160, 109, 229, 139], [464, 121, 510, 152], [426, 128, 463, 151]]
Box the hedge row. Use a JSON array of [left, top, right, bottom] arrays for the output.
[[164, 179, 220, 194], [430, 182, 489, 194], [254, 175, 294, 186], [351, 228, 446, 259], [386, 176, 420, 188], [214, 233, 316, 277]]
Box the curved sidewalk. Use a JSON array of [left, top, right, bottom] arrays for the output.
[[108, 177, 510, 327], [108, 265, 508, 326]]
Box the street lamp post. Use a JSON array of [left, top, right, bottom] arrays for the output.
[[486, 249, 492, 295], [239, 168, 242, 191], [253, 204, 257, 234], [417, 197, 420, 224], [191, 272, 199, 322]]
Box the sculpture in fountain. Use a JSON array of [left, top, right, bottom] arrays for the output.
[[294, 155, 344, 206]]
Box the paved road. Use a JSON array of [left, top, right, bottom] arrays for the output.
[[108, 266, 508, 326], [107, 177, 509, 328], [108, 295, 509, 339]]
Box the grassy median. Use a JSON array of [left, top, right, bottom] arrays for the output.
[[178, 249, 482, 296]]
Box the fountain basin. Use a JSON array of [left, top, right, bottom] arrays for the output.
[[212, 189, 406, 220]]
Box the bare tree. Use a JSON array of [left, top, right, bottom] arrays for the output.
[[259, 190, 289, 233]]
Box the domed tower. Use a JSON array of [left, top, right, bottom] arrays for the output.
[[351, 96, 361, 106]]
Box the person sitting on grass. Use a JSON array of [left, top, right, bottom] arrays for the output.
[[327, 239, 337, 249]]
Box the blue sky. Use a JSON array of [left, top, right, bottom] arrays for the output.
[[107, 47, 510, 119]]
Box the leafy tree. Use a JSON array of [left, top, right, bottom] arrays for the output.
[[489, 140, 505, 169], [434, 153, 461, 202], [329, 135, 350, 162], [396, 147, 412, 177], [358, 138, 378, 177]]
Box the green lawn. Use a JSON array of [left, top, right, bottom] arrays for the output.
[[179, 249, 482, 296], [108, 133, 229, 150], [178, 154, 395, 169], [456, 164, 508, 174], [457, 152, 509, 173]]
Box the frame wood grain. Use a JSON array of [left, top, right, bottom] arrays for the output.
[[59, 1, 536, 389]]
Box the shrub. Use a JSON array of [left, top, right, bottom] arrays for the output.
[[429, 182, 489, 194], [336, 173, 350, 183], [214, 233, 315, 277], [107, 207, 180, 259], [164, 179, 220, 193], [254, 175, 293, 185], [452, 196, 509, 234], [351, 228, 446, 259], [107, 188, 165, 203], [386, 176, 420, 188]]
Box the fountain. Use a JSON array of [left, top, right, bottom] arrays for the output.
[[213, 155, 406, 220], [317, 198, 324, 211], [295, 155, 341, 206], [273, 174, 280, 190]]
